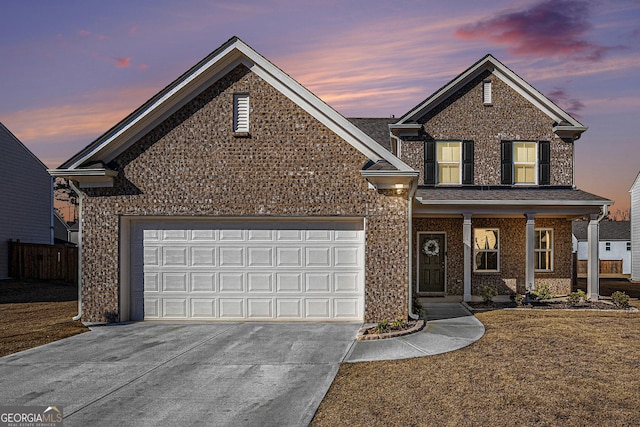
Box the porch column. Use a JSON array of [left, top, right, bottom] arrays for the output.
[[587, 213, 600, 300], [463, 214, 472, 301], [525, 214, 535, 292]]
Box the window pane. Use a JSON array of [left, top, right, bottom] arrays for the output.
[[486, 252, 498, 270], [438, 164, 460, 183], [514, 142, 536, 162], [515, 165, 535, 184], [476, 253, 486, 270], [474, 229, 498, 250], [437, 142, 461, 162]]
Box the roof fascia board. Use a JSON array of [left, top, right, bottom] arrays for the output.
[[415, 197, 612, 206], [65, 43, 244, 169], [397, 55, 584, 128]]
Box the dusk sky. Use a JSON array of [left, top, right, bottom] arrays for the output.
[[1, 0, 639, 215]]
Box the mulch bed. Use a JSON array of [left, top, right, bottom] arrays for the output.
[[357, 320, 425, 340], [466, 300, 634, 311]]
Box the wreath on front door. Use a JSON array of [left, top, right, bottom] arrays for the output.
[[422, 239, 440, 257]]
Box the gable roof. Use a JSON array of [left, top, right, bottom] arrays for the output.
[[573, 220, 630, 241], [54, 37, 413, 176], [630, 170, 640, 192], [348, 117, 397, 152], [0, 122, 48, 171], [395, 54, 586, 139]]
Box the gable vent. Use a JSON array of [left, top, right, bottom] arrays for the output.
[[234, 94, 249, 133], [483, 80, 492, 105]]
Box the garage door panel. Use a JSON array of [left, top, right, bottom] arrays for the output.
[[219, 273, 244, 292], [219, 298, 244, 318], [191, 273, 216, 292], [276, 273, 302, 292], [133, 220, 364, 321], [191, 298, 216, 318]]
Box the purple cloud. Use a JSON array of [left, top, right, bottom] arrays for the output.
[[547, 88, 584, 118], [455, 0, 619, 61]]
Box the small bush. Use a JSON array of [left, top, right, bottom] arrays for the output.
[[567, 290, 588, 306], [514, 294, 525, 307], [611, 291, 630, 309], [479, 285, 498, 303], [375, 319, 390, 333], [391, 318, 405, 329], [531, 284, 554, 300], [412, 296, 425, 316]]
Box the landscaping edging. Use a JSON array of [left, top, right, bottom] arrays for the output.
[[356, 320, 425, 341], [462, 301, 638, 313]]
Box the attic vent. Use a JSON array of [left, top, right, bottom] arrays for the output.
[[483, 80, 492, 105], [233, 94, 249, 133]]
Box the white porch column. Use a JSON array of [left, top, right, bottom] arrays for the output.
[[525, 214, 536, 292], [587, 213, 600, 300], [463, 214, 472, 301]]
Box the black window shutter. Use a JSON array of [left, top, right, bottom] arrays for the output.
[[462, 140, 474, 185], [501, 141, 513, 185], [424, 140, 436, 184], [538, 141, 550, 185]]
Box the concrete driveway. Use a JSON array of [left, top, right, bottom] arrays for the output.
[[0, 322, 360, 426]]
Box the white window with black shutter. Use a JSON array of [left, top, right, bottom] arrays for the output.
[[424, 140, 474, 185], [501, 141, 550, 185]]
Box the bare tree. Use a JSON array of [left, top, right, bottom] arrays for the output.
[[54, 178, 79, 222]]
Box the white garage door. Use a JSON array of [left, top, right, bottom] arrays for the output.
[[130, 219, 364, 321]]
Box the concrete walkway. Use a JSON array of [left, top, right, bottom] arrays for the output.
[[344, 303, 485, 362]]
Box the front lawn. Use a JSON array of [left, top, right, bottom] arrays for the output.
[[312, 308, 640, 426], [0, 280, 88, 357]]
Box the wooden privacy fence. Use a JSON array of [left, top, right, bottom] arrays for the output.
[[8, 240, 78, 283], [576, 259, 624, 277]]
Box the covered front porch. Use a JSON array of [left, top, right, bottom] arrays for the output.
[[411, 187, 611, 301]]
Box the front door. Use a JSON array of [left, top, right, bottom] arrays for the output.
[[418, 233, 446, 294]]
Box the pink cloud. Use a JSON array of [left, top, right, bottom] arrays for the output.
[[455, 0, 622, 61], [547, 88, 584, 119], [78, 29, 91, 37], [112, 56, 131, 68], [139, 63, 149, 70], [129, 25, 138, 35]]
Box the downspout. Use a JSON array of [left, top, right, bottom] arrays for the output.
[[407, 177, 419, 319], [68, 180, 83, 321]]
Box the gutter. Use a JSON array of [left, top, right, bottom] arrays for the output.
[[407, 177, 419, 320], [68, 180, 83, 321]]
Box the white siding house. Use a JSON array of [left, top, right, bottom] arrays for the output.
[[573, 220, 631, 277], [631, 172, 640, 281], [0, 122, 53, 278]]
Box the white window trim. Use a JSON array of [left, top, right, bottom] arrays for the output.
[[534, 228, 554, 272], [436, 141, 462, 185], [233, 93, 249, 133], [473, 228, 500, 272], [513, 141, 538, 185]]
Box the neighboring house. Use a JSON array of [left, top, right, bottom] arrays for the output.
[[50, 37, 610, 323], [631, 172, 640, 281], [0, 122, 53, 279], [53, 212, 78, 245], [573, 220, 631, 277]]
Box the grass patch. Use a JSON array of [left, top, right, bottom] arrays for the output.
[[312, 309, 640, 426], [0, 280, 88, 357]]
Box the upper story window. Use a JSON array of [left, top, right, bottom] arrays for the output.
[[233, 93, 249, 134], [437, 142, 461, 184], [513, 142, 537, 184], [474, 228, 499, 272], [424, 140, 474, 185], [483, 80, 492, 105], [501, 141, 550, 185]]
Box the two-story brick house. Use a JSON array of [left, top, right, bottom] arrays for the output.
[[50, 38, 610, 323]]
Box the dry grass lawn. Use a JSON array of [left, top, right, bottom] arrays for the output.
[[313, 307, 640, 427], [0, 280, 88, 357]]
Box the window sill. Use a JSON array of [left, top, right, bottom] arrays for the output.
[[473, 271, 500, 274], [233, 132, 251, 138]]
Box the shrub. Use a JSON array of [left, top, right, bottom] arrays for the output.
[[514, 294, 525, 307], [531, 284, 554, 300], [479, 285, 498, 303], [391, 318, 405, 329], [567, 290, 588, 306], [375, 319, 390, 333], [611, 291, 630, 309], [412, 296, 425, 316]]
